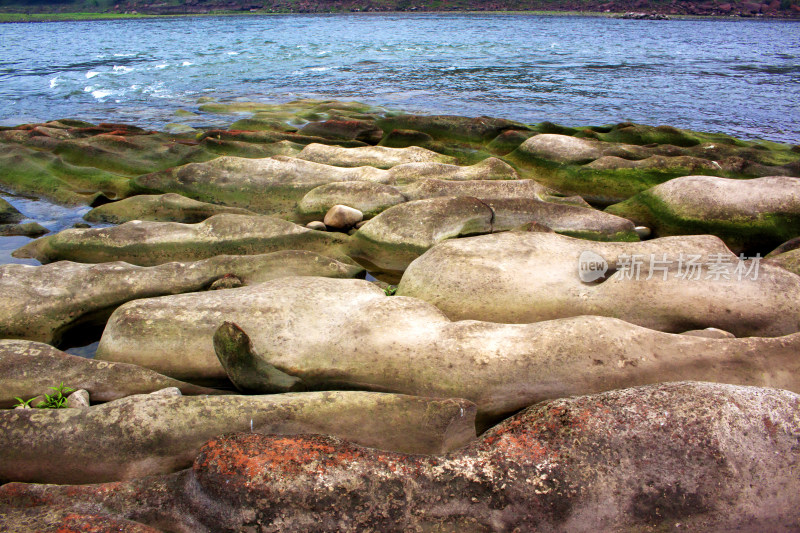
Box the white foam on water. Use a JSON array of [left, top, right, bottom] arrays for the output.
[[181, 61, 194, 66], [91, 89, 113, 99], [85, 71, 100, 79], [49, 76, 60, 89], [308, 67, 330, 72], [112, 65, 133, 74], [155, 64, 168, 69]]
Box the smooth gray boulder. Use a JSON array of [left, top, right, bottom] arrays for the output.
[[97, 277, 800, 422], [13, 214, 353, 266], [323, 204, 363, 230], [4, 382, 798, 532], [515, 133, 650, 164], [606, 175, 800, 253], [398, 232, 800, 337], [350, 196, 637, 277], [0, 339, 223, 409], [398, 177, 550, 201], [0, 391, 476, 483], [296, 142, 456, 168], [83, 193, 257, 224], [0, 251, 362, 344], [296, 181, 408, 222]]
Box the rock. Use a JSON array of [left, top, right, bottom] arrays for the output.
[[0, 251, 362, 344], [71, 222, 91, 228], [296, 143, 456, 168], [3, 383, 797, 532], [385, 157, 518, 183], [376, 114, 531, 144], [297, 181, 407, 222], [764, 237, 800, 276], [0, 391, 476, 483], [681, 327, 736, 339], [298, 119, 383, 143], [135, 155, 515, 219], [323, 204, 364, 230], [98, 277, 800, 423], [305, 220, 327, 231], [0, 197, 24, 223], [0, 222, 48, 237], [207, 274, 243, 290], [513, 133, 650, 164], [349, 196, 494, 277], [397, 232, 800, 337], [13, 214, 353, 266], [0, 339, 223, 409], [350, 197, 638, 277], [606, 175, 800, 254], [354, 220, 367, 229], [0, 507, 162, 533], [148, 387, 181, 398], [84, 193, 258, 224], [378, 128, 435, 148], [399, 176, 549, 201], [634, 225, 651, 238], [65, 389, 90, 408], [133, 155, 385, 218]]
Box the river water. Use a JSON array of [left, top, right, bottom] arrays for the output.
[[1, 14, 799, 143]]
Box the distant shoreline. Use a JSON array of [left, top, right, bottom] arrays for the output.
[[0, 10, 798, 24]]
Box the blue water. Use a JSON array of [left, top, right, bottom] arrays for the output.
[[0, 14, 798, 143]]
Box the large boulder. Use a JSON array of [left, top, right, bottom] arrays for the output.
[[134, 155, 386, 217], [397, 232, 800, 336], [13, 214, 353, 266], [0, 340, 222, 409], [0, 251, 362, 344], [83, 193, 257, 224], [606, 175, 800, 253], [514, 133, 650, 164], [97, 277, 800, 422], [350, 197, 637, 277], [377, 114, 532, 144], [0, 391, 476, 484], [296, 181, 408, 222], [384, 157, 518, 182], [2, 383, 798, 532], [295, 143, 456, 168], [0, 197, 24, 223]]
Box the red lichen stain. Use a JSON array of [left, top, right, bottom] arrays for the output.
[[57, 512, 159, 533], [0, 483, 54, 507], [763, 416, 779, 439]]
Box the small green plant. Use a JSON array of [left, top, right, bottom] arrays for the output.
[[12, 396, 35, 409], [384, 285, 397, 296], [13, 383, 75, 409]]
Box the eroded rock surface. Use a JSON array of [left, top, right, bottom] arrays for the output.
[[83, 193, 257, 224], [13, 214, 353, 266], [398, 232, 800, 336], [0, 391, 476, 484], [350, 196, 637, 276], [296, 143, 456, 168], [0, 340, 222, 409], [0, 251, 362, 343], [606, 175, 800, 253], [97, 277, 800, 422], [2, 383, 797, 532]]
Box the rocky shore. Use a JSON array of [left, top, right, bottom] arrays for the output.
[[0, 98, 799, 531]]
